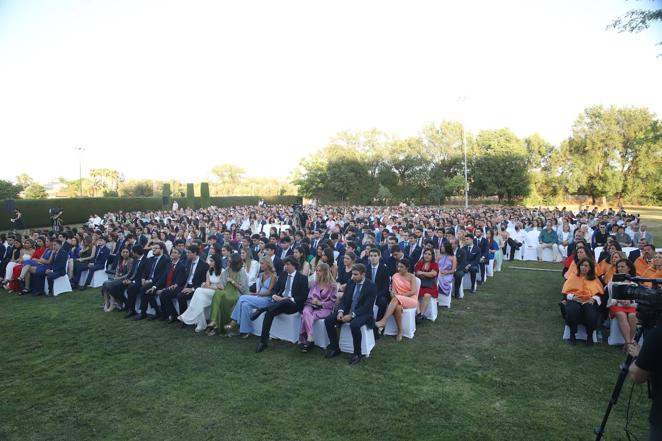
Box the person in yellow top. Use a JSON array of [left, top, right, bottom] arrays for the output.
[[562, 257, 604, 346], [634, 244, 656, 278]]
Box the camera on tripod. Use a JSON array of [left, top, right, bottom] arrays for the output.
[[49, 208, 63, 217], [609, 275, 662, 318]]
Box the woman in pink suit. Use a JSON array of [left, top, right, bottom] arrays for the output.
[[299, 262, 337, 352]]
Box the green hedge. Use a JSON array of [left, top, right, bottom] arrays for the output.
[[0, 196, 302, 230], [200, 183, 210, 209]]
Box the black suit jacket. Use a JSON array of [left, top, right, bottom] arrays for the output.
[[339, 278, 377, 321], [145, 255, 171, 289], [466, 245, 481, 268], [184, 258, 209, 289], [273, 271, 309, 312], [455, 247, 467, 270], [272, 255, 284, 276], [386, 256, 400, 277], [129, 256, 149, 286], [475, 238, 489, 260], [628, 249, 641, 263], [368, 263, 390, 300], [405, 245, 422, 271], [166, 259, 188, 288]]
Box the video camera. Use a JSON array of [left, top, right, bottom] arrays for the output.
[[49, 208, 63, 216], [610, 275, 662, 306]]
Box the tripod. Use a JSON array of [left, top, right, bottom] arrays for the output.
[[594, 325, 644, 441]]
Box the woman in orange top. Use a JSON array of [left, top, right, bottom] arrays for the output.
[[607, 258, 638, 348], [562, 257, 604, 346], [375, 258, 418, 342], [597, 251, 625, 285], [564, 246, 592, 281]]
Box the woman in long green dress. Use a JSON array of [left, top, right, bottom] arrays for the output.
[[206, 253, 248, 336]]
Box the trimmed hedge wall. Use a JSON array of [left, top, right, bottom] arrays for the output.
[[0, 196, 302, 230]]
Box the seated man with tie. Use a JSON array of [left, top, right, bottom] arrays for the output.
[[77, 236, 110, 290], [156, 247, 188, 323], [368, 249, 391, 335], [45, 239, 69, 296], [167, 245, 209, 325], [252, 256, 309, 353], [453, 234, 480, 297], [324, 263, 377, 365], [135, 242, 171, 320], [117, 245, 148, 317]]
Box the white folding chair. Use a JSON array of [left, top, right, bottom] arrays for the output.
[[339, 323, 375, 356], [79, 269, 109, 288], [44, 275, 72, 297], [562, 325, 598, 342], [313, 318, 330, 349], [269, 313, 301, 343]]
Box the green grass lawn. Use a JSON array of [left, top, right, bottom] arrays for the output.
[[0, 259, 653, 441]]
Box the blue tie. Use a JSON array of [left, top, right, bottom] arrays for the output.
[[350, 283, 363, 315]]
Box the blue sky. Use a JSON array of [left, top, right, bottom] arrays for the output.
[[0, 0, 661, 183]]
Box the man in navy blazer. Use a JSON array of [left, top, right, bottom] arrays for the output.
[[78, 236, 110, 290], [474, 229, 489, 284], [253, 256, 309, 353], [324, 263, 377, 365], [120, 245, 149, 317], [367, 249, 391, 333], [45, 240, 69, 296], [135, 243, 171, 320], [453, 235, 480, 296], [156, 247, 188, 322], [404, 236, 422, 272]]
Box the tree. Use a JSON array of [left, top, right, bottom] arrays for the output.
[[23, 183, 48, 199], [200, 182, 210, 208], [609, 2, 662, 49], [474, 128, 527, 156], [15, 174, 33, 189], [470, 153, 530, 203], [118, 180, 154, 197], [525, 133, 555, 171], [0, 180, 23, 200], [89, 168, 122, 197], [420, 120, 466, 163], [211, 164, 245, 184], [186, 183, 195, 208]]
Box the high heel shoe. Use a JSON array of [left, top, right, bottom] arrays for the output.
[[223, 321, 237, 331], [396, 333, 403, 342]]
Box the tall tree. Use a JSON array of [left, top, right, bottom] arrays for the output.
[[0, 180, 23, 200], [23, 183, 48, 199], [15, 174, 33, 189], [211, 164, 245, 185]]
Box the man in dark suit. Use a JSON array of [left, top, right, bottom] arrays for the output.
[[78, 236, 110, 290], [135, 243, 171, 320], [453, 235, 480, 296], [474, 229, 489, 284], [157, 247, 188, 323], [135, 228, 149, 247], [264, 243, 283, 275], [0, 235, 15, 278], [174, 245, 209, 324], [628, 238, 648, 263], [253, 256, 309, 353], [278, 236, 294, 260], [368, 249, 391, 334], [324, 263, 377, 365], [45, 239, 69, 296], [106, 232, 126, 274], [386, 244, 403, 277], [331, 233, 345, 257], [404, 236, 422, 272], [118, 245, 148, 317]]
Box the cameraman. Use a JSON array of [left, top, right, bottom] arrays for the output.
[[628, 322, 662, 441], [50, 209, 63, 232]]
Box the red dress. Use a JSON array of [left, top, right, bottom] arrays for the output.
[[415, 260, 439, 299]]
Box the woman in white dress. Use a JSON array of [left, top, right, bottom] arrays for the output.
[[241, 248, 259, 288], [178, 253, 223, 332]]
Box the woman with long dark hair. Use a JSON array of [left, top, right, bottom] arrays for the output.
[[206, 253, 248, 336], [561, 257, 604, 346]]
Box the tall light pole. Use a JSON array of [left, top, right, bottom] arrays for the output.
[[457, 96, 470, 208], [75, 147, 85, 196]]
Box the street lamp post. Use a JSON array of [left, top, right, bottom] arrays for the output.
[[457, 96, 470, 208], [75, 147, 85, 196]]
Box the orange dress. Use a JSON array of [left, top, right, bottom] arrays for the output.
[[561, 276, 604, 303], [392, 273, 419, 309]]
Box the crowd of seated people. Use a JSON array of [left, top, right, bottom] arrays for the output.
[[557, 210, 660, 348], [2, 203, 658, 362]]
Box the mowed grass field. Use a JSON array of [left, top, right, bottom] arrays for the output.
[[1, 207, 660, 441]]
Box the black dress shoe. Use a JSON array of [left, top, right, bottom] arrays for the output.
[[179, 322, 188, 328], [349, 354, 363, 365], [159, 314, 168, 321], [585, 337, 594, 347], [325, 348, 341, 358], [134, 313, 145, 321], [148, 314, 160, 321], [255, 342, 267, 353], [250, 308, 265, 321], [124, 311, 136, 319], [167, 316, 177, 323]]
